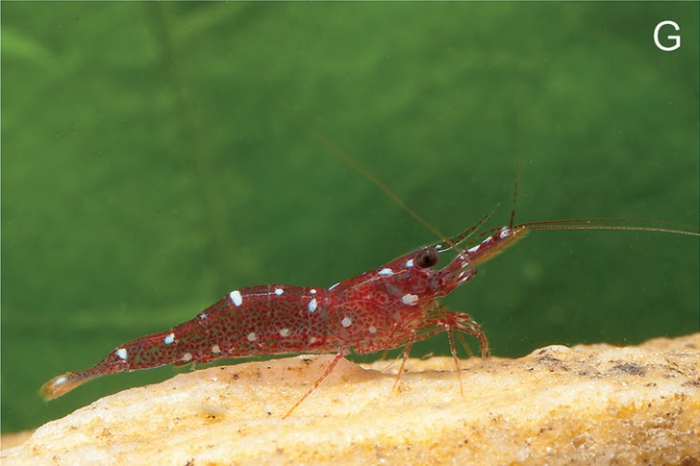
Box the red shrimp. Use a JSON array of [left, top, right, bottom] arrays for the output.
[[40, 211, 697, 417], [39, 215, 493, 412]]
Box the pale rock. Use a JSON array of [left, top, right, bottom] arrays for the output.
[[2, 334, 699, 465]]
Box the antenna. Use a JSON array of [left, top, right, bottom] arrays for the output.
[[291, 115, 449, 243]]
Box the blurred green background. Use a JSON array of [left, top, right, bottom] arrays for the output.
[[2, 3, 698, 433]]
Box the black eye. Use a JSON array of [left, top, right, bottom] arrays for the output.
[[415, 247, 440, 268]]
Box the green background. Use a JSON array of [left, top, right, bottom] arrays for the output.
[[3, 3, 698, 433]]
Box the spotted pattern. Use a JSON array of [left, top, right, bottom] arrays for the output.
[[39, 225, 497, 403]]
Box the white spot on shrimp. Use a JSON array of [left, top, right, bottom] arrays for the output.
[[401, 294, 419, 305], [275, 287, 284, 296], [341, 316, 352, 328], [229, 290, 243, 306], [211, 344, 221, 354], [329, 282, 340, 291], [499, 227, 510, 239], [199, 312, 207, 320], [308, 298, 318, 313], [279, 328, 291, 337], [368, 325, 377, 334], [405, 259, 414, 268], [310, 288, 317, 294], [308, 336, 318, 344], [54, 375, 68, 386], [378, 268, 393, 276], [116, 348, 128, 360], [247, 332, 257, 342], [467, 244, 480, 254], [181, 352, 193, 362], [164, 333, 175, 345]]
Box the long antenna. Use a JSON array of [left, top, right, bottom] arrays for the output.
[[292, 116, 449, 243], [292, 116, 700, 243], [521, 218, 700, 237]]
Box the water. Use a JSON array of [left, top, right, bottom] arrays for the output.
[[2, 2, 698, 433]]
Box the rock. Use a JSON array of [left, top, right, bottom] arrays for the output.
[[2, 334, 699, 465]]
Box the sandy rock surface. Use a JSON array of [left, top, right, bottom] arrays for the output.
[[3, 334, 699, 465]]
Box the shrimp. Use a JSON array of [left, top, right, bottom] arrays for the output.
[[40, 205, 697, 417]]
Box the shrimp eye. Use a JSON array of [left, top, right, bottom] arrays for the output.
[[415, 247, 440, 268]]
